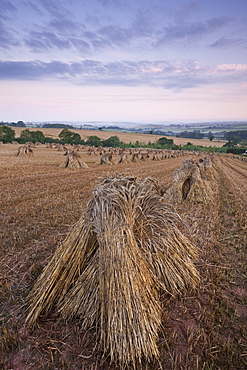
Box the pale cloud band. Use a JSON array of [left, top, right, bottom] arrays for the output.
[[0, 59, 246, 90]]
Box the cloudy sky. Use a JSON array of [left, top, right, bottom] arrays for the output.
[[1, 0, 247, 124]]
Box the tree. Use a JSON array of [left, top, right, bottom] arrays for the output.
[[0, 125, 15, 143], [19, 128, 46, 143], [19, 129, 33, 143], [208, 134, 214, 142], [70, 133, 81, 144], [17, 121, 26, 127], [176, 130, 204, 139], [223, 140, 238, 148], [10, 121, 26, 127], [43, 123, 74, 129], [59, 128, 73, 141], [31, 130, 46, 143], [86, 135, 102, 147], [157, 137, 174, 146], [58, 129, 81, 144], [225, 130, 247, 142], [103, 136, 122, 147]]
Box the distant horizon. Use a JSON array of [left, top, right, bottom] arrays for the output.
[[22, 119, 247, 128]]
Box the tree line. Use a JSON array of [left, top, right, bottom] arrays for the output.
[[0, 126, 246, 154], [176, 130, 215, 141], [0, 120, 26, 127]]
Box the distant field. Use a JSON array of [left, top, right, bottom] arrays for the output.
[[12, 126, 227, 147]]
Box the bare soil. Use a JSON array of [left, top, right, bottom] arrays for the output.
[[0, 144, 246, 369]]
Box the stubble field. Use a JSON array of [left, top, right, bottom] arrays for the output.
[[0, 143, 246, 369]]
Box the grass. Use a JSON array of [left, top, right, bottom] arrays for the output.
[[0, 143, 246, 369]]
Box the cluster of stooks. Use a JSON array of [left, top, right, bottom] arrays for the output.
[[59, 147, 190, 168], [26, 175, 200, 368]]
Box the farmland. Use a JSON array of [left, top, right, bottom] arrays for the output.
[[11, 126, 227, 147], [0, 143, 247, 369]]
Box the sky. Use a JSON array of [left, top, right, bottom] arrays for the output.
[[1, 0, 247, 124]]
